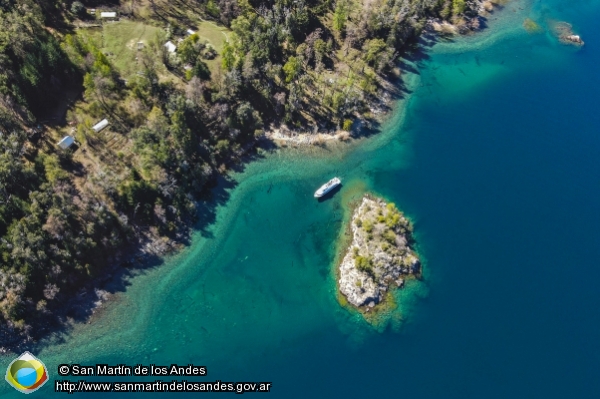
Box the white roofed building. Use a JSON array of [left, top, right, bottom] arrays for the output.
[[100, 12, 117, 18], [92, 119, 109, 133], [164, 41, 177, 53]]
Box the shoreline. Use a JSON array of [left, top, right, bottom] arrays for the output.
[[1, 1, 509, 354], [262, 1, 508, 149], [265, 127, 351, 146]]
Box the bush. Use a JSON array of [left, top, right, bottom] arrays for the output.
[[363, 220, 373, 233], [203, 46, 217, 60], [333, 0, 349, 32], [355, 256, 372, 273], [283, 56, 301, 83], [191, 60, 211, 81], [71, 1, 85, 17], [342, 119, 353, 131], [206, 0, 220, 17], [355, 218, 362, 227], [118, 176, 159, 219], [452, 0, 466, 15], [385, 213, 400, 228], [363, 39, 387, 66], [215, 139, 230, 153], [42, 154, 69, 183], [383, 230, 396, 244]]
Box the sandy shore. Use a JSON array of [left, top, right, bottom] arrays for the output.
[[265, 125, 351, 146]]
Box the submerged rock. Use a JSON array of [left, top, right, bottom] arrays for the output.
[[553, 22, 584, 46], [564, 35, 584, 45], [523, 18, 543, 34], [338, 195, 420, 308]]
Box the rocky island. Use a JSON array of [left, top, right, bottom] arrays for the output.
[[339, 195, 420, 310], [553, 21, 585, 46]]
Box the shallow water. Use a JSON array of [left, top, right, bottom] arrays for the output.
[[3, 0, 600, 397]]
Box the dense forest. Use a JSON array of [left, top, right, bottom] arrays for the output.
[[0, 0, 486, 348]]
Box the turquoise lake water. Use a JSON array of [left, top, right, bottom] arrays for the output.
[[3, 0, 600, 397]]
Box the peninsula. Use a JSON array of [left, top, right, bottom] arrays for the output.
[[339, 195, 420, 309]]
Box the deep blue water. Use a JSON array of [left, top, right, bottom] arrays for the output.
[[2, 0, 600, 397]]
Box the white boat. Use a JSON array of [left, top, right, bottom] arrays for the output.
[[314, 177, 341, 198]]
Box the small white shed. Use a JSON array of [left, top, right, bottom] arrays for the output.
[[92, 119, 109, 133], [100, 12, 117, 18], [164, 41, 177, 53], [186, 29, 196, 36], [58, 136, 75, 150]]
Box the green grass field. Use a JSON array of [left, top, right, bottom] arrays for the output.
[[101, 21, 166, 78], [196, 20, 228, 53], [77, 18, 230, 81], [77, 26, 104, 48], [194, 21, 229, 75]]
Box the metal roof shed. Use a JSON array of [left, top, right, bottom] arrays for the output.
[[100, 12, 117, 18], [58, 136, 75, 149]]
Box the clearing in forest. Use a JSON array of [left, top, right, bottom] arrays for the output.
[[102, 21, 165, 78]]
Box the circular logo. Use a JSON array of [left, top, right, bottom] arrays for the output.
[[5, 352, 49, 394]]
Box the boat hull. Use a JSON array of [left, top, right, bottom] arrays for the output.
[[314, 178, 341, 198]]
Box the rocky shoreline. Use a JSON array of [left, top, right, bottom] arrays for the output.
[[265, 125, 351, 146], [265, 0, 500, 149], [338, 195, 420, 310]]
